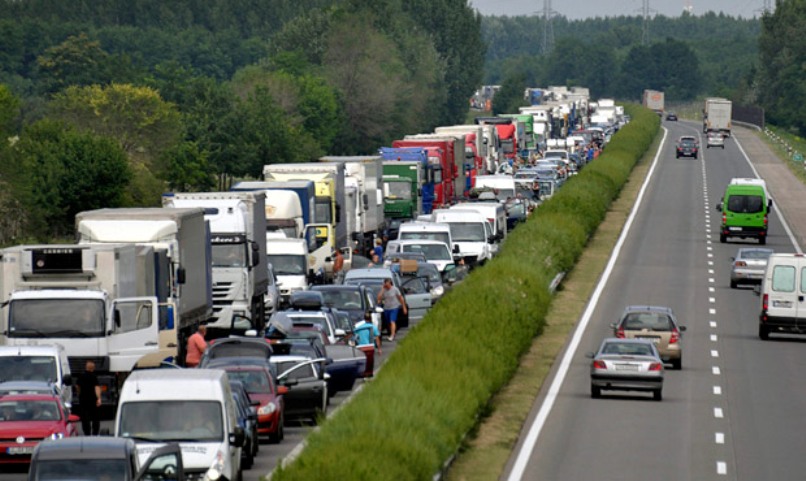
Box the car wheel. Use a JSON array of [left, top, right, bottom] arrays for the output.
[[242, 445, 254, 470], [590, 385, 601, 399], [653, 389, 663, 401], [759, 236, 767, 245], [759, 324, 769, 340], [671, 358, 682, 370], [730, 280, 738, 289], [721, 145, 725, 149], [719, 234, 727, 243]]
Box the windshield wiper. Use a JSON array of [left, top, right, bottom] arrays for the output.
[[48, 329, 94, 338], [9, 328, 49, 338], [126, 435, 163, 443]]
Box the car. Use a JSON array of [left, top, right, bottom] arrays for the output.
[[0, 394, 80, 465], [666, 112, 678, 121], [311, 284, 381, 325], [416, 262, 447, 300], [344, 267, 433, 325], [228, 380, 260, 468], [611, 305, 686, 370], [29, 438, 187, 481], [707, 131, 725, 149], [0, 382, 66, 410], [730, 247, 774, 288], [265, 263, 282, 317], [676, 136, 698, 158], [588, 338, 664, 401], [199, 337, 273, 368], [216, 362, 286, 445], [272, 355, 329, 424]]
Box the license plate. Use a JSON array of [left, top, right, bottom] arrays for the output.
[[729, 227, 742, 232], [637, 337, 661, 344], [773, 300, 793, 308], [615, 364, 639, 371], [7, 446, 34, 455]]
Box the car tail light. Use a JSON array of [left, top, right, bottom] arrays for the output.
[[593, 360, 607, 370], [764, 215, 768, 226], [616, 325, 625, 338], [649, 362, 662, 371], [734, 261, 747, 267], [722, 214, 727, 224], [762, 293, 768, 311], [669, 328, 680, 344]]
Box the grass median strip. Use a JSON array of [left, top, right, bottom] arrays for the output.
[[445, 126, 661, 481]]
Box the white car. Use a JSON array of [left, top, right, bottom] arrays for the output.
[[706, 132, 725, 149]]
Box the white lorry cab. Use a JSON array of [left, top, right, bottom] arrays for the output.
[[432, 209, 492, 267], [265, 238, 314, 306], [115, 369, 243, 481], [451, 202, 506, 256], [473, 175, 517, 203]]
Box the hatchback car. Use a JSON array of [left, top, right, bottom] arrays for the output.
[[611, 305, 686, 369], [676, 136, 698, 158], [665, 112, 678, 121], [707, 131, 725, 149], [730, 247, 774, 288], [0, 394, 79, 465], [588, 338, 664, 401]]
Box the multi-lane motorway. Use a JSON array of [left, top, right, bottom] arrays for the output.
[[505, 121, 806, 480]]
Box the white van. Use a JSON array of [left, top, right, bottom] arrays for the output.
[[432, 209, 492, 267], [115, 369, 243, 481], [473, 175, 517, 203], [0, 345, 72, 408], [397, 222, 456, 255], [451, 202, 506, 256], [266, 238, 312, 305], [385, 239, 455, 272]]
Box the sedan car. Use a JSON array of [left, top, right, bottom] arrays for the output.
[[588, 338, 664, 401], [611, 305, 686, 370], [706, 131, 725, 149], [665, 111, 678, 121], [730, 247, 774, 288], [676, 136, 698, 159], [0, 394, 79, 465]]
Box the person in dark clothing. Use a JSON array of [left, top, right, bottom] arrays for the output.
[[76, 360, 101, 436]]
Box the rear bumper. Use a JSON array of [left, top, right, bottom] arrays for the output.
[[760, 315, 806, 334], [722, 226, 766, 239], [591, 374, 663, 391], [731, 268, 765, 283]]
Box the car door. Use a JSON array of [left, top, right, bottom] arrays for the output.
[[107, 297, 160, 372], [278, 361, 326, 419], [399, 276, 432, 323], [765, 257, 799, 328]]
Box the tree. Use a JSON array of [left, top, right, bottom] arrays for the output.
[[161, 141, 215, 192], [36, 33, 112, 94], [0, 83, 20, 135]]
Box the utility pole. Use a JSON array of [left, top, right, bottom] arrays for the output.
[[641, 0, 651, 46], [762, 0, 773, 14], [683, 0, 693, 14], [541, 0, 555, 56]]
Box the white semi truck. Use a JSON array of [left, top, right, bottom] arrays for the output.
[[162, 192, 269, 335], [704, 98, 733, 137], [0, 244, 163, 406]]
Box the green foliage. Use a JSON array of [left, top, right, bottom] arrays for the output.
[[0, 84, 20, 134], [272, 104, 660, 480], [160, 141, 215, 192]]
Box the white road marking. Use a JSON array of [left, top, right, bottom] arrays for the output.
[[707, 246, 713, 251], [709, 308, 716, 315], [709, 297, 716, 303], [708, 253, 713, 258], [711, 350, 719, 358], [715, 432, 725, 444], [504, 129, 671, 481], [708, 261, 714, 266], [709, 278, 715, 283], [714, 407, 724, 418], [709, 286, 715, 292], [717, 462, 727, 475], [711, 334, 718, 341], [707, 240, 712, 244], [713, 366, 721, 375], [710, 321, 717, 328], [713, 385, 722, 395]]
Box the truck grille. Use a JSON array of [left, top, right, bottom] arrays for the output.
[[184, 470, 212, 481], [212, 281, 235, 301]]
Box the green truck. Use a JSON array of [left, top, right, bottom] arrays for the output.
[[382, 161, 425, 221], [498, 113, 536, 152]]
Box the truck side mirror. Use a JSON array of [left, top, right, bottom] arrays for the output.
[[62, 374, 73, 386], [715, 203, 722, 212], [453, 244, 460, 254], [335, 204, 341, 223], [114, 309, 121, 329], [176, 267, 186, 285], [251, 242, 260, 268]]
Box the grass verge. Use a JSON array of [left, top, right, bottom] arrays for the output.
[[758, 125, 806, 184], [445, 125, 662, 481]]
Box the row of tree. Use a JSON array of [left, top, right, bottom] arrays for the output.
[[0, 0, 485, 243]]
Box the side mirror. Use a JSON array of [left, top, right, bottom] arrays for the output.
[[68, 414, 81, 423], [114, 309, 122, 329], [334, 329, 346, 338], [768, 199, 773, 208], [251, 242, 260, 268], [229, 426, 245, 447], [585, 352, 595, 359], [679, 326, 687, 332], [453, 244, 460, 254], [609, 323, 616, 329], [277, 385, 289, 395], [716, 203, 722, 212], [325, 257, 332, 262], [176, 267, 186, 285], [754, 285, 762, 296], [281, 378, 299, 387]]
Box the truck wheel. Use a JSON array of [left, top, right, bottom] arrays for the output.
[[759, 324, 769, 340], [719, 234, 726, 243]]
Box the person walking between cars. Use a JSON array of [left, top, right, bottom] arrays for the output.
[[354, 312, 382, 377], [76, 360, 101, 436], [377, 278, 407, 342], [333, 249, 344, 284], [372, 238, 384, 262], [185, 324, 208, 368]]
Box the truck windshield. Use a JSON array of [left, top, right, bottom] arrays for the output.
[[315, 197, 332, 224], [384, 182, 412, 200], [501, 139, 514, 154], [400, 232, 450, 246], [0, 356, 57, 383], [33, 460, 128, 481], [267, 255, 307, 276], [119, 400, 223, 442], [449, 223, 486, 242], [8, 299, 105, 337], [211, 243, 247, 268]]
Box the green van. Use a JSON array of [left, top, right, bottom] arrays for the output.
[[716, 182, 770, 244]]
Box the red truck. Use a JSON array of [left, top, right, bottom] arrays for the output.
[[495, 124, 518, 161], [400, 135, 467, 202], [392, 139, 464, 209]]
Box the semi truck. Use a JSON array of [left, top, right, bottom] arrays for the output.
[[434, 125, 486, 175], [391, 140, 454, 209], [75, 208, 213, 365], [319, 156, 385, 256], [231, 180, 315, 238], [642, 89, 665, 116], [704, 98, 733, 137], [402, 134, 468, 201], [161, 192, 269, 335], [0, 243, 163, 406]]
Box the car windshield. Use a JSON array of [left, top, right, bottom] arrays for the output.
[[211, 242, 247, 268], [317, 290, 364, 309], [266, 254, 307, 276], [403, 244, 452, 261], [0, 357, 58, 383], [0, 399, 60, 421], [9, 299, 105, 338], [417, 265, 441, 284], [119, 401, 223, 442], [449, 222, 486, 242], [601, 342, 653, 356], [727, 195, 764, 214], [400, 231, 451, 246], [226, 370, 273, 394], [621, 312, 674, 331], [33, 459, 129, 481]]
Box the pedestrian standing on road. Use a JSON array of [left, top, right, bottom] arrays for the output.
[[333, 249, 344, 284], [372, 238, 384, 262], [354, 312, 381, 377], [376, 278, 407, 342], [185, 324, 208, 368], [76, 360, 101, 436]]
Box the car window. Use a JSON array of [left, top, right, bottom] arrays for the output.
[[602, 342, 652, 356], [742, 250, 772, 260], [772, 265, 796, 293], [401, 277, 428, 294], [226, 370, 272, 394], [801, 267, 806, 294], [726, 195, 764, 214], [276, 361, 315, 381], [622, 313, 673, 331]]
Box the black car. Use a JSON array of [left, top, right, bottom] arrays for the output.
[[229, 380, 259, 469], [666, 112, 678, 121], [676, 137, 698, 159], [272, 356, 328, 424]]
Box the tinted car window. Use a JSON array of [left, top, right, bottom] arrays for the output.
[[743, 250, 772, 260], [276, 361, 315, 381], [727, 195, 763, 214], [622, 313, 672, 331]]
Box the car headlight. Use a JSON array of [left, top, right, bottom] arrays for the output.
[[430, 285, 444, 297], [50, 432, 65, 440], [203, 450, 225, 481], [257, 402, 277, 415]]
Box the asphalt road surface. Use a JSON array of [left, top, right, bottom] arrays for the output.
[[0, 322, 413, 481], [504, 121, 806, 480]]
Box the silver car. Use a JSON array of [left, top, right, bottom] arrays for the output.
[[588, 338, 664, 401], [730, 247, 774, 288], [706, 131, 725, 149]]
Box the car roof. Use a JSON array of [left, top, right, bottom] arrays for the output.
[[0, 381, 59, 391], [600, 337, 657, 347], [311, 285, 365, 292], [622, 305, 674, 315], [0, 393, 61, 402], [34, 437, 136, 460]]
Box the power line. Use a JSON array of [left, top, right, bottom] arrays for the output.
[[541, 0, 556, 55], [635, 0, 656, 46]]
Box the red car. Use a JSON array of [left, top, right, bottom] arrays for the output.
[[207, 360, 287, 443], [0, 394, 79, 464]]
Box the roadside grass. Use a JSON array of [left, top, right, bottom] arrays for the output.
[[759, 125, 806, 185], [445, 127, 662, 481]]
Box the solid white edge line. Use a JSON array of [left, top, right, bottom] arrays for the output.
[[505, 127, 670, 481], [733, 134, 802, 253]]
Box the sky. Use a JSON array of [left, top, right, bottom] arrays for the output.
[[469, 0, 768, 19]]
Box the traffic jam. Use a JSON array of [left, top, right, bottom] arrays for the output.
[[0, 85, 626, 480]]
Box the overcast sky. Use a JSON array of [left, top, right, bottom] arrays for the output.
[[470, 0, 768, 19]]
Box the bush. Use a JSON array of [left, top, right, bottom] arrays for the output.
[[272, 104, 660, 480]]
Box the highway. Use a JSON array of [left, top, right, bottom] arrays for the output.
[[505, 120, 806, 480]]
